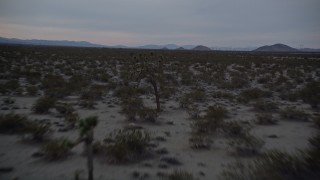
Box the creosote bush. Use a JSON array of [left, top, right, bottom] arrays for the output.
[[32, 96, 56, 113]]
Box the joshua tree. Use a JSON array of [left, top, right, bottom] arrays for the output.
[[132, 53, 164, 112], [78, 116, 98, 180]]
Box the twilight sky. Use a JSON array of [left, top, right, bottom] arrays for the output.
[[0, 0, 320, 48]]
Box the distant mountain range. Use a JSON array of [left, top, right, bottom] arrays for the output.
[[254, 43, 298, 52], [0, 37, 105, 47], [1, 37, 319, 52]]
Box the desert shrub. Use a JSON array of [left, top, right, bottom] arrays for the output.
[[212, 91, 235, 100], [42, 138, 73, 160], [165, 170, 194, 180], [219, 149, 319, 180], [227, 133, 265, 156], [160, 86, 176, 99], [222, 121, 251, 137], [179, 88, 206, 108], [180, 71, 193, 85], [186, 105, 200, 119], [0, 113, 30, 133], [27, 123, 51, 141], [80, 85, 106, 100], [255, 113, 277, 125], [42, 75, 70, 98], [279, 91, 299, 102], [104, 129, 151, 162], [189, 133, 212, 149], [138, 107, 158, 123], [206, 105, 228, 120], [218, 76, 249, 90], [67, 74, 90, 93], [32, 96, 56, 113], [4, 79, 20, 91], [299, 81, 320, 108], [314, 116, 320, 129], [114, 85, 145, 99], [179, 95, 192, 108], [0, 113, 51, 140], [280, 107, 310, 122], [26, 85, 38, 96], [257, 75, 272, 84], [238, 88, 272, 103], [55, 103, 74, 115], [191, 106, 227, 134], [79, 100, 96, 109], [3, 97, 15, 104], [121, 97, 144, 121], [65, 112, 79, 127], [252, 100, 278, 112]]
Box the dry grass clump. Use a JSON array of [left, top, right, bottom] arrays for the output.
[[104, 129, 152, 163], [41, 138, 73, 160], [219, 133, 320, 180], [0, 113, 51, 141], [121, 97, 157, 123]]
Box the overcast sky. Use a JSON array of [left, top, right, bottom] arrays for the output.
[[0, 0, 319, 48]]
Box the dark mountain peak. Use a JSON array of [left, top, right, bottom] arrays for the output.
[[176, 47, 186, 50], [192, 45, 211, 51], [254, 43, 298, 52]]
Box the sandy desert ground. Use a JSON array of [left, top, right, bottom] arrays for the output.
[[0, 45, 319, 180]]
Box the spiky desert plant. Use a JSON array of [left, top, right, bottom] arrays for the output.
[[79, 116, 98, 180]]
